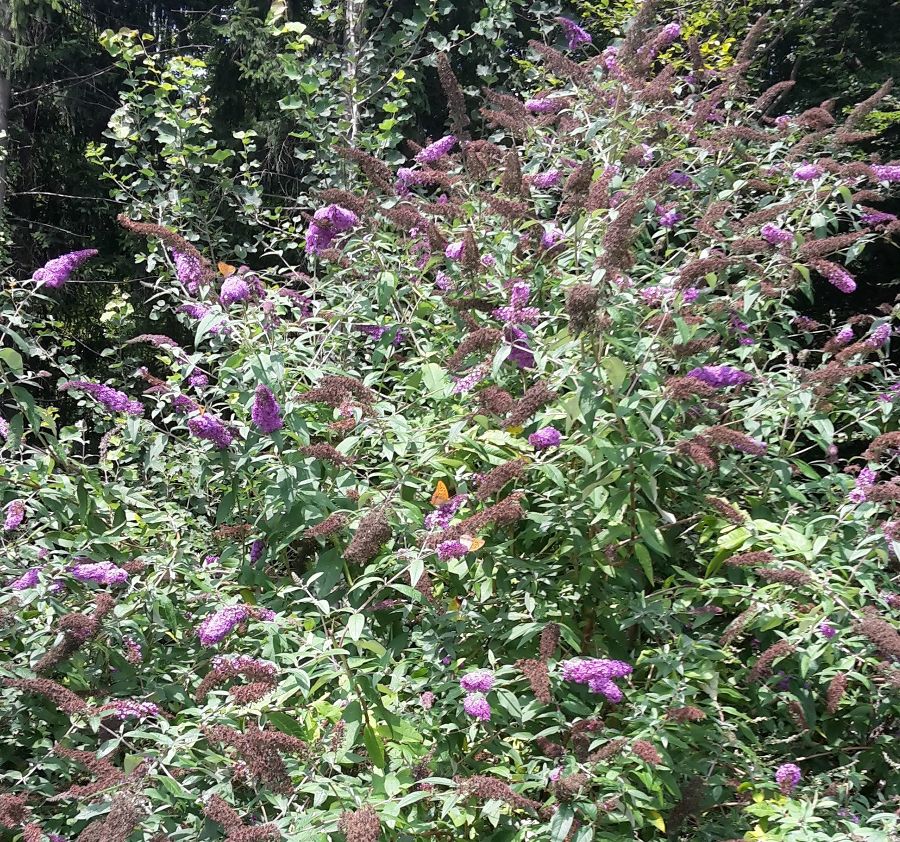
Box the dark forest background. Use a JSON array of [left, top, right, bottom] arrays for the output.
[[2, 0, 900, 363]]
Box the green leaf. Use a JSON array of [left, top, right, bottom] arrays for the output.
[[634, 543, 654, 584], [346, 612, 365, 641], [363, 725, 386, 770], [601, 356, 628, 392], [0, 348, 23, 374]]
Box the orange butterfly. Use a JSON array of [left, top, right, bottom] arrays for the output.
[[218, 261, 237, 278], [459, 534, 485, 551], [431, 480, 450, 507]]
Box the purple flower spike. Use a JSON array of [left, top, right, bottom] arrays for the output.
[[686, 365, 752, 388], [4, 500, 25, 532], [445, 241, 465, 261], [761, 224, 793, 246], [71, 560, 128, 586], [529, 427, 562, 450], [533, 169, 561, 188], [866, 323, 892, 349], [60, 380, 144, 416], [10, 566, 41, 591], [848, 467, 877, 504], [775, 763, 801, 794], [872, 165, 900, 182], [524, 98, 559, 114], [32, 249, 98, 288], [437, 539, 469, 560], [188, 414, 233, 449], [416, 136, 457, 164], [173, 250, 203, 294], [463, 692, 491, 721], [818, 621, 836, 639], [306, 205, 358, 254], [220, 275, 250, 307], [460, 670, 495, 693], [196, 604, 250, 646], [251, 384, 283, 434], [561, 657, 632, 702], [793, 163, 822, 181], [556, 16, 591, 49]]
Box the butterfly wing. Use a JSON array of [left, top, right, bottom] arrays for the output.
[[431, 480, 450, 506], [218, 261, 237, 277]]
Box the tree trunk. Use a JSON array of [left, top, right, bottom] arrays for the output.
[[0, 14, 11, 218], [344, 0, 366, 142]]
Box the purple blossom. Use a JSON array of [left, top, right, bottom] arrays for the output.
[[761, 223, 794, 246], [848, 467, 877, 504], [818, 621, 836, 639], [123, 636, 143, 663], [197, 604, 250, 646], [445, 241, 465, 261], [683, 287, 700, 303], [480, 254, 496, 269], [659, 22, 681, 44], [220, 275, 251, 307], [861, 209, 897, 226], [9, 566, 41, 591], [505, 325, 535, 369], [556, 16, 591, 49], [435, 271, 454, 291], [793, 163, 823, 181], [668, 171, 694, 188], [872, 165, 900, 182], [524, 98, 558, 113], [561, 657, 632, 702], [817, 262, 857, 294], [306, 205, 359, 254], [657, 206, 682, 229], [451, 363, 490, 395], [462, 692, 491, 721], [493, 282, 540, 326], [179, 303, 210, 320], [460, 669, 495, 693], [687, 365, 753, 388], [420, 691, 436, 709], [416, 135, 457, 164], [437, 539, 469, 560], [775, 763, 802, 794], [601, 46, 622, 77], [250, 539, 265, 563], [188, 414, 233, 449], [4, 500, 25, 532], [774, 115, 792, 129], [71, 560, 128, 586], [834, 326, 854, 345], [425, 494, 467, 530], [60, 380, 144, 416], [529, 426, 562, 450], [251, 384, 283, 434], [533, 170, 561, 188], [189, 371, 209, 388], [540, 224, 564, 249], [866, 322, 892, 348], [0, 417, 8, 441], [110, 700, 160, 720], [32, 249, 98, 288], [203, 554, 220, 567], [173, 250, 203, 294], [173, 394, 199, 414]]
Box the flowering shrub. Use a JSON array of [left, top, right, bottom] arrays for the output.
[[3, 13, 900, 842]]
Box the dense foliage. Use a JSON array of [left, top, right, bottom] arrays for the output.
[[3, 7, 900, 842]]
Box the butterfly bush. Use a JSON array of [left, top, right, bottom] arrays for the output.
[[2, 12, 900, 842]]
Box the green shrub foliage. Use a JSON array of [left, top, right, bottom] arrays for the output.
[[2, 12, 900, 842]]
